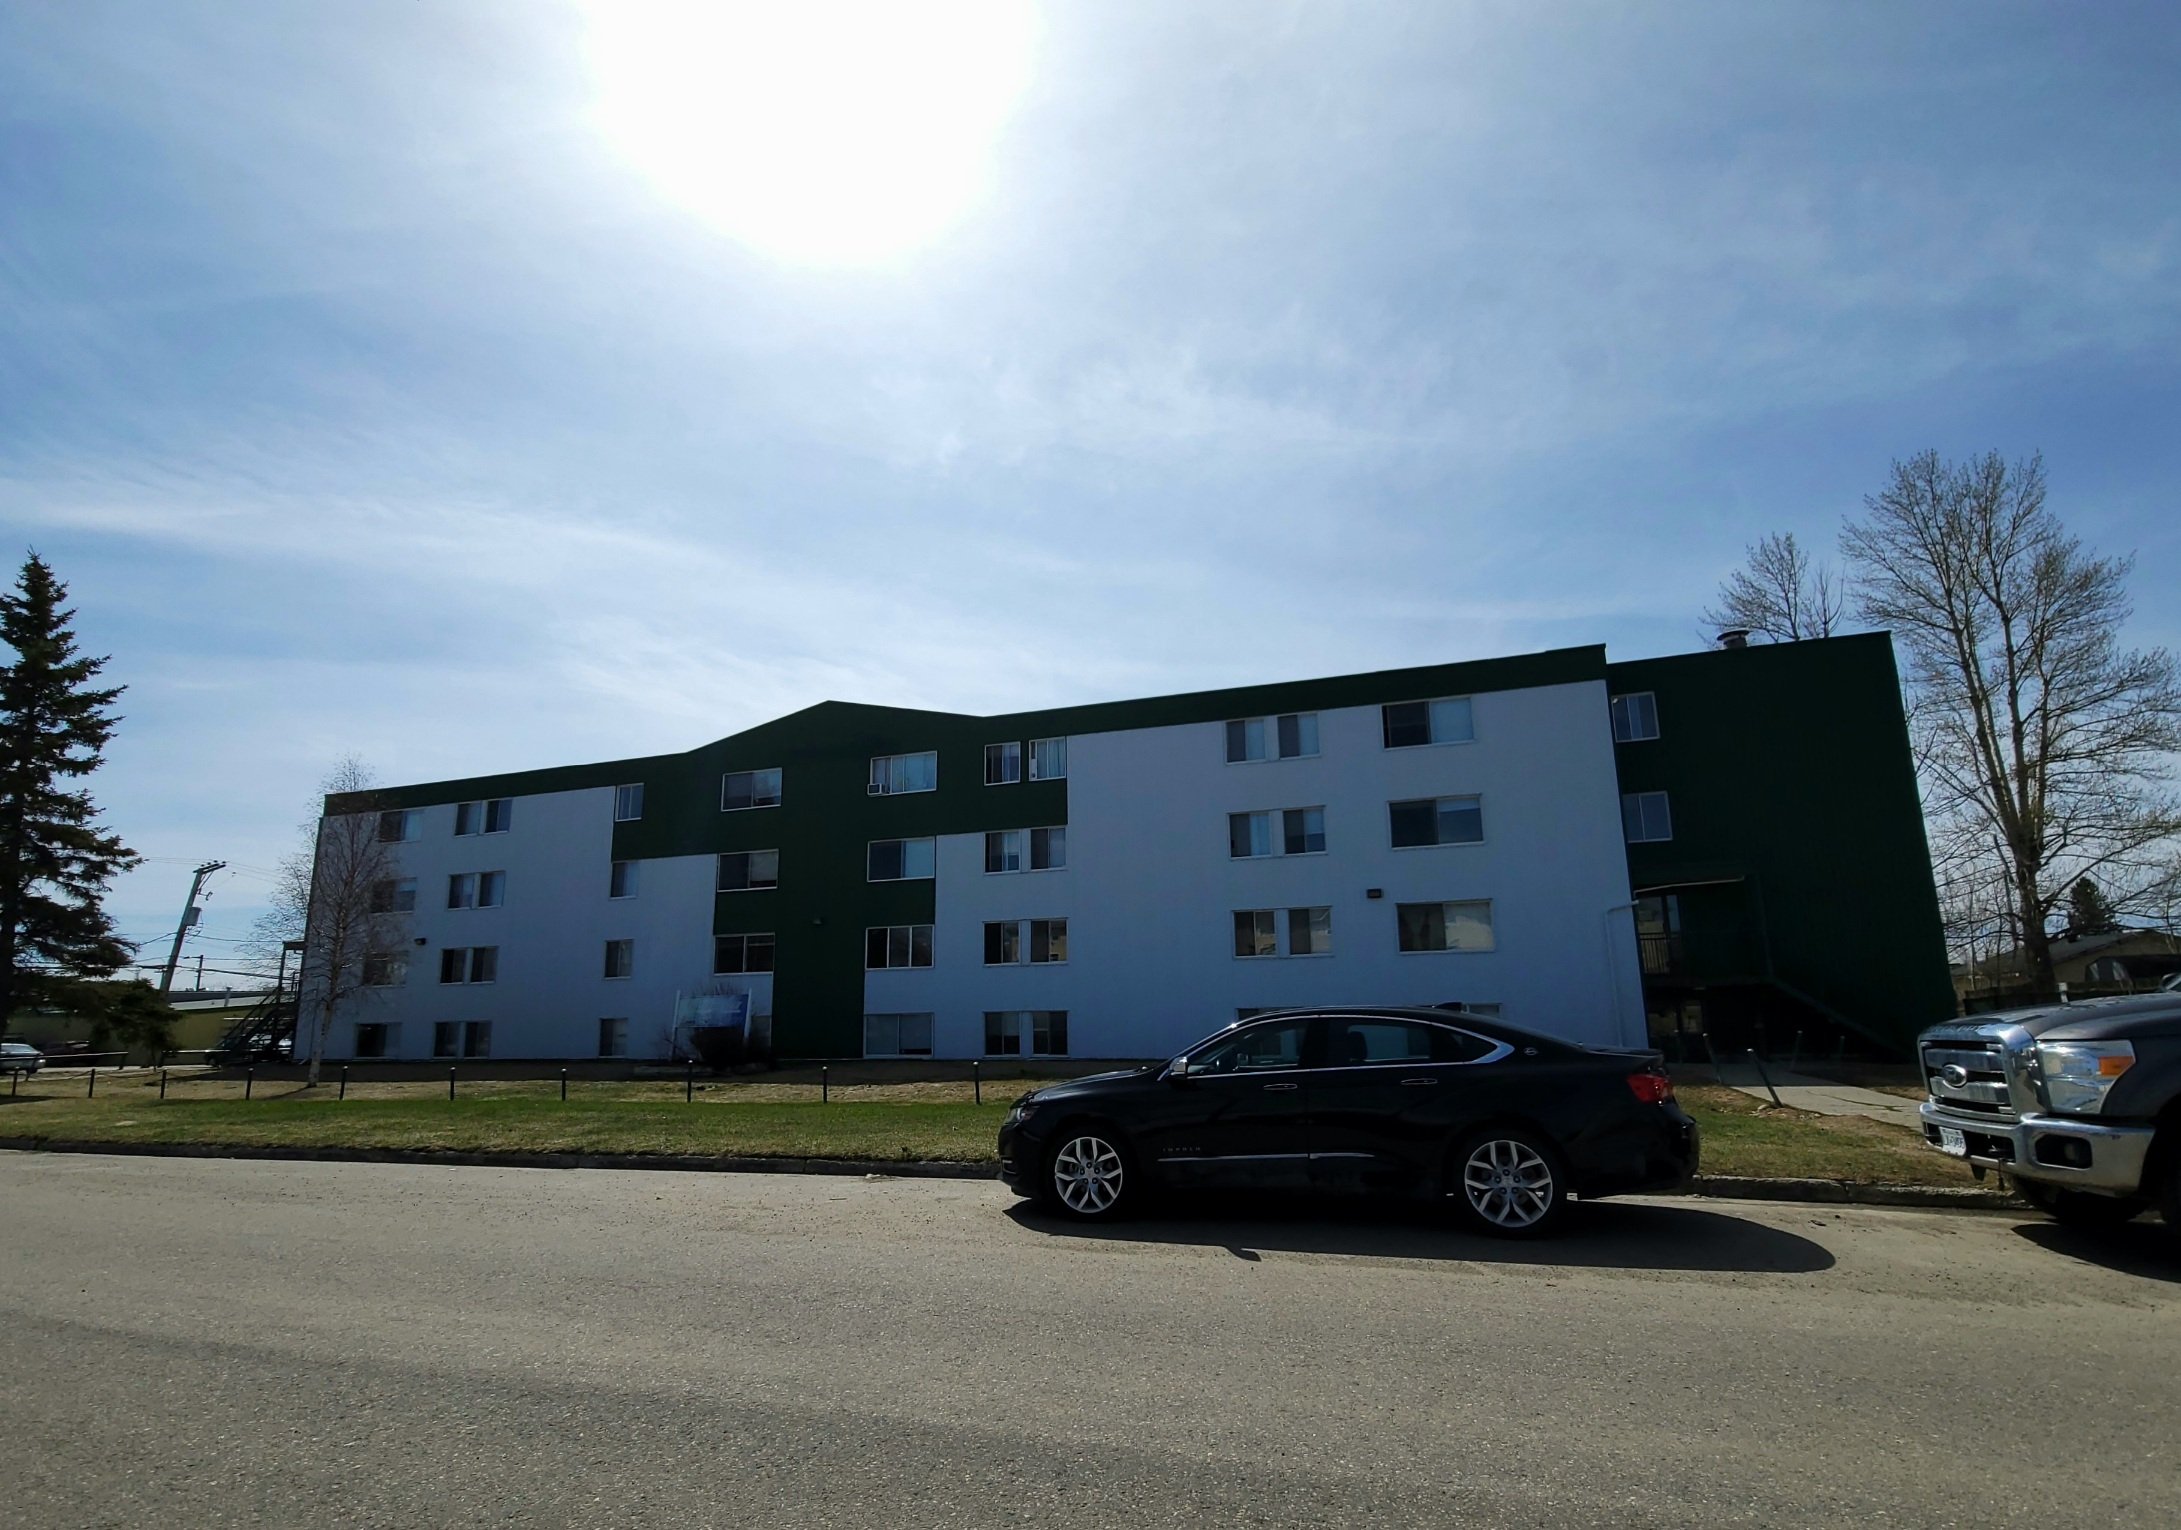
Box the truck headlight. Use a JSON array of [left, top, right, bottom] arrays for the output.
[[2035, 1041, 2135, 1115]]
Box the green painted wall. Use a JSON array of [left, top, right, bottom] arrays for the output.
[[1606, 633, 1955, 1050]]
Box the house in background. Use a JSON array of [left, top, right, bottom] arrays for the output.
[[1958, 928, 2181, 1010], [300, 634, 1954, 1066]]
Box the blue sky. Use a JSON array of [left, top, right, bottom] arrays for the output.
[[3, 1, 2178, 976]]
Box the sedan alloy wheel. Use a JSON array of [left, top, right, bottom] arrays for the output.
[[1049, 1132, 1129, 1219], [1456, 1132, 1564, 1236]]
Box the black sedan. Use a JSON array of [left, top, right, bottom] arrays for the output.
[[998, 1006, 1698, 1237]]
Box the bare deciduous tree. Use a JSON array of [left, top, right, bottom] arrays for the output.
[[1846, 449, 2181, 996], [1702, 531, 1844, 643], [257, 758, 410, 1084]]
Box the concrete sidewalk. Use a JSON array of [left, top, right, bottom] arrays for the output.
[[1714, 1066, 1925, 1128]]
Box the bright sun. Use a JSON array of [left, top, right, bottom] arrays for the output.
[[586, 0, 1036, 266]]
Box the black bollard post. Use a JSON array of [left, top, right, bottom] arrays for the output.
[[339, 1066, 349, 1102], [160, 1069, 168, 1101], [449, 1066, 457, 1101], [821, 1065, 829, 1104], [973, 1059, 981, 1105], [246, 1066, 254, 1101], [1747, 1047, 1784, 1109], [88, 1065, 97, 1099], [686, 1060, 694, 1103], [560, 1068, 568, 1102]]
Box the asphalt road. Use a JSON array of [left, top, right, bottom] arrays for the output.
[[4, 1155, 2178, 1528]]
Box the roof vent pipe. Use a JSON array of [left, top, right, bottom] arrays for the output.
[[1717, 628, 1750, 650]]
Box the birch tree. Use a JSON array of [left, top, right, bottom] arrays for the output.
[[1702, 532, 1844, 643], [259, 758, 411, 1084], [1845, 450, 2181, 995]]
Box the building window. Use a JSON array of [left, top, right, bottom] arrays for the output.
[[376, 809, 421, 843], [609, 860, 637, 898], [985, 830, 1022, 874], [1396, 901, 1495, 953], [1388, 796, 1485, 849], [863, 1012, 934, 1057], [868, 751, 937, 795], [1382, 697, 1474, 748], [433, 1021, 492, 1059], [362, 953, 405, 987], [867, 838, 935, 881], [1032, 1011, 1068, 1055], [1225, 712, 1319, 763], [353, 1022, 396, 1058], [439, 947, 498, 984], [1288, 906, 1333, 956], [865, 925, 933, 970], [1234, 907, 1329, 957], [1030, 825, 1065, 870], [1621, 791, 1674, 843], [984, 920, 1022, 965], [445, 871, 507, 910], [369, 877, 416, 914], [718, 850, 780, 891], [1029, 737, 1067, 780], [1611, 692, 1660, 743], [1228, 808, 1324, 858], [722, 768, 782, 811], [983, 1011, 1068, 1056], [455, 798, 512, 835], [613, 783, 644, 821], [714, 933, 776, 974], [1030, 918, 1068, 963], [603, 939, 634, 979], [1233, 909, 1278, 958], [985, 741, 1022, 785], [598, 1018, 628, 1058]]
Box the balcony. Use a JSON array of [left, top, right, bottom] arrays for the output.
[[1638, 934, 1684, 977]]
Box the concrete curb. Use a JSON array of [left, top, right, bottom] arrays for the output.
[[0, 1137, 995, 1180], [0, 1137, 2017, 1210]]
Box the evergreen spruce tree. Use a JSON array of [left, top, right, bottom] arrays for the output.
[[0, 552, 140, 1025]]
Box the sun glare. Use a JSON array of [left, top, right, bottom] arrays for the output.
[[586, 0, 1035, 266]]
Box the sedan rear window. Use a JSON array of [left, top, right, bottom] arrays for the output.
[[1329, 1019, 1498, 1067]]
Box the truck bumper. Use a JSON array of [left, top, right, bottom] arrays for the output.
[[1919, 1099, 2156, 1198]]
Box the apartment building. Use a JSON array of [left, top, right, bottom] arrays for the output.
[[305, 635, 1954, 1065]]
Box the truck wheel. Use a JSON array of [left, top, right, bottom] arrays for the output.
[[2015, 1178, 2143, 1229]]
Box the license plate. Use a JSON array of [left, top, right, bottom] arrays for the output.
[[1938, 1127, 1967, 1157]]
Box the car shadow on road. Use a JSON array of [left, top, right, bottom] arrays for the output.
[[1006, 1195, 1835, 1274], [2012, 1221, 2180, 1282]]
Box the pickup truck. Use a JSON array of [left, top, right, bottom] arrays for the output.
[[1919, 993, 2181, 1229]]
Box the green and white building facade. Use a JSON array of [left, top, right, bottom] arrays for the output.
[[309, 634, 1956, 1065]]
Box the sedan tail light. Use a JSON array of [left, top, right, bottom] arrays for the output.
[[1627, 1071, 1674, 1105]]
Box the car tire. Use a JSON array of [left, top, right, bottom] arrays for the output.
[[1448, 1126, 1569, 1239], [2015, 1178, 2144, 1229], [1042, 1127, 1136, 1222]]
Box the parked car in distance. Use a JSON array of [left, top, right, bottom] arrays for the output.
[[0, 1040, 45, 1075], [998, 1006, 1698, 1237]]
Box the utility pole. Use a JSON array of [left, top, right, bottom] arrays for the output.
[[159, 861, 226, 995]]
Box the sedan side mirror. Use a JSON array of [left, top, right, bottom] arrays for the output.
[[1167, 1054, 1191, 1082]]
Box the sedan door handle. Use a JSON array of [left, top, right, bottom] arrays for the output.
[[1261, 1081, 1301, 1092], [1400, 1077, 1438, 1087]]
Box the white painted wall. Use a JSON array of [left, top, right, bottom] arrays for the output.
[[877, 680, 1645, 1059], [308, 785, 753, 1062], [310, 677, 1643, 1063]]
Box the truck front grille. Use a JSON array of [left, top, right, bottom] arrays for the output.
[[1923, 1041, 2016, 1118]]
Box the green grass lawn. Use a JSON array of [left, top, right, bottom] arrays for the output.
[[0, 1072, 1976, 1186]]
